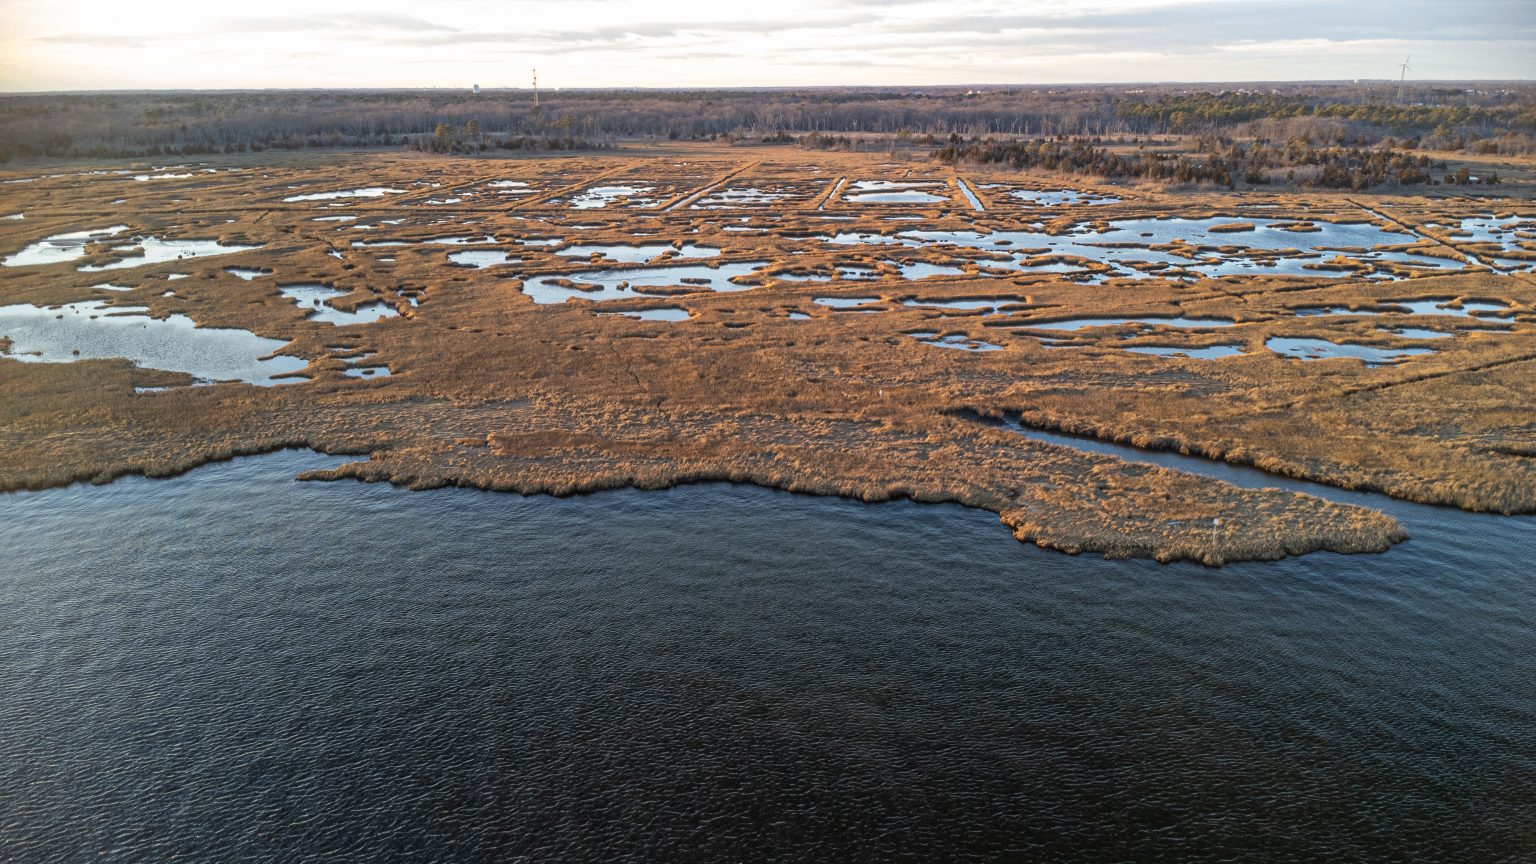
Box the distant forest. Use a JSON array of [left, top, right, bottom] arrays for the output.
[[933, 135, 1496, 190], [0, 83, 1531, 162]]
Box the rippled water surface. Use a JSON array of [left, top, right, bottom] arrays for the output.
[[2, 451, 1532, 862]]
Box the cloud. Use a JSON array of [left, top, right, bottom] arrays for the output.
[[8, 0, 1533, 89], [33, 33, 149, 48], [221, 13, 459, 33], [381, 12, 885, 49]]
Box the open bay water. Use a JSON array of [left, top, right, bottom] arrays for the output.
[[2, 449, 1532, 862]]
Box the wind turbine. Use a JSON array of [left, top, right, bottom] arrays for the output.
[[1396, 56, 1412, 104]]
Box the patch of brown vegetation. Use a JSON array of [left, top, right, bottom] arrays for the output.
[[3, 144, 1533, 563]]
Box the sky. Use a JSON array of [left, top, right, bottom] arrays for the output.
[[1, 0, 1532, 92]]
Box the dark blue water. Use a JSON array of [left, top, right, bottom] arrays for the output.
[[2, 450, 1533, 862]]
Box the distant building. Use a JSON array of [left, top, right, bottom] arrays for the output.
[[473, 84, 480, 95]]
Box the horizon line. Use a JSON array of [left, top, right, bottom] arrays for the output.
[[4, 78, 1533, 96]]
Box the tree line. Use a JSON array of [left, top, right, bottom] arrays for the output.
[[1, 83, 1531, 162], [932, 134, 1502, 190]]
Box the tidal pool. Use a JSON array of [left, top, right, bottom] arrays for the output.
[[1091, 217, 1405, 248], [1123, 345, 1246, 359], [1379, 327, 1452, 340], [78, 237, 262, 271], [910, 332, 1002, 351], [777, 265, 879, 282], [2, 225, 130, 267], [427, 235, 498, 246], [557, 244, 720, 264], [824, 218, 1460, 280], [1018, 316, 1237, 332], [1266, 337, 1434, 366], [0, 300, 307, 384], [897, 262, 967, 280], [599, 308, 691, 322], [1011, 189, 1121, 207], [343, 366, 392, 379], [850, 192, 945, 204], [690, 188, 785, 209], [845, 180, 948, 205], [1449, 215, 1533, 242], [569, 185, 657, 210], [1391, 299, 1512, 317], [447, 250, 521, 269], [1293, 299, 1513, 320], [1446, 215, 1536, 269], [280, 285, 401, 326], [812, 296, 882, 309], [487, 181, 533, 195], [283, 187, 405, 202], [521, 261, 769, 305], [903, 297, 1024, 314]]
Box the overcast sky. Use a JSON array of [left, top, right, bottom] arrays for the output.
[[2, 0, 1531, 91]]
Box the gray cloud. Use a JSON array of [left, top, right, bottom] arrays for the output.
[[869, 0, 1534, 46], [357, 0, 1535, 57], [383, 13, 886, 49], [16, 0, 1533, 87], [35, 1, 1536, 54]]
